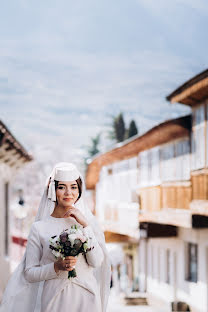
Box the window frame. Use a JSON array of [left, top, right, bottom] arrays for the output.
[[185, 242, 198, 283]]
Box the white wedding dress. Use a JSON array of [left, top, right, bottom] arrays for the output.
[[0, 163, 111, 312], [24, 215, 103, 312]]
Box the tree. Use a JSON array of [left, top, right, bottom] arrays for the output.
[[108, 113, 126, 143], [115, 113, 126, 142], [87, 133, 101, 157], [127, 120, 138, 138], [107, 113, 138, 143]]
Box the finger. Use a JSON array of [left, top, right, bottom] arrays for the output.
[[67, 207, 76, 212], [65, 259, 77, 263], [63, 208, 75, 216], [65, 261, 77, 266], [67, 211, 77, 217], [63, 211, 71, 217], [69, 262, 77, 266], [63, 212, 76, 219], [64, 259, 77, 264], [64, 265, 75, 270], [64, 264, 75, 269]]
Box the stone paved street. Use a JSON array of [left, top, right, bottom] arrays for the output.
[[107, 292, 164, 312]]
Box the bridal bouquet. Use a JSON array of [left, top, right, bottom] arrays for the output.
[[49, 224, 94, 279]]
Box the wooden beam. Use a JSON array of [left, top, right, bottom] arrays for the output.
[[0, 148, 19, 160], [140, 222, 177, 238], [192, 214, 208, 228], [168, 76, 208, 105], [0, 133, 7, 147], [104, 231, 139, 243]]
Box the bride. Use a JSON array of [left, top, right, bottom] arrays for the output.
[[0, 163, 111, 312]]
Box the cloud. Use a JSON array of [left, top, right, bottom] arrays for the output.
[[0, 48, 192, 153], [137, 0, 208, 15], [0, 0, 205, 164]]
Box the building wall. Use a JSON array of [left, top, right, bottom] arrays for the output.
[[136, 100, 208, 311], [138, 238, 148, 292], [95, 157, 139, 234], [0, 177, 11, 296], [95, 157, 140, 294], [137, 137, 191, 212], [138, 228, 208, 312]]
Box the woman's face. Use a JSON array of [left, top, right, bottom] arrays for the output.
[[56, 180, 79, 207]]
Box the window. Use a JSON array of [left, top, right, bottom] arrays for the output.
[[149, 147, 160, 185], [166, 249, 171, 284], [107, 168, 112, 175], [152, 246, 157, 279], [138, 150, 149, 186], [128, 157, 137, 170], [175, 139, 190, 181], [158, 247, 161, 282], [151, 245, 154, 278], [161, 139, 190, 182], [138, 147, 160, 187], [161, 144, 175, 182], [191, 105, 205, 170], [186, 243, 198, 283]]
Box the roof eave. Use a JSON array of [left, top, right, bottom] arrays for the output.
[[166, 69, 208, 106]]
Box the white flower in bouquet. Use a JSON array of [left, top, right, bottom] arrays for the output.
[[68, 233, 79, 246], [52, 250, 62, 258]]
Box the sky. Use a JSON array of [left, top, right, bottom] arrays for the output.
[[1, 0, 208, 164]]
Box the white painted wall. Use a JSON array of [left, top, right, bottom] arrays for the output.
[[95, 159, 139, 236], [138, 239, 147, 292], [138, 228, 208, 312], [0, 177, 11, 297], [0, 163, 22, 298]]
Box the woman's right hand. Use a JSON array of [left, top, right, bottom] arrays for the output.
[[54, 256, 78, 274]]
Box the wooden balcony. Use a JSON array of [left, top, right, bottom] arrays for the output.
[[161, 182, 192, 210], [137, 186, 161, 212], [191, 170, 208, 200], [137, 182, 195, 229]]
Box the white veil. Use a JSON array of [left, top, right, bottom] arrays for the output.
[[0, 162, 111, 312]]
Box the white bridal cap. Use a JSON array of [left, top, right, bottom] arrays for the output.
[[54, 166, 80, 181], [48, 164, 80, 201]]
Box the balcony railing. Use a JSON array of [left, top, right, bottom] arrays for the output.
[[103, 200, 139, 239]]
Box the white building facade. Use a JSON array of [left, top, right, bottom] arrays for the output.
[[95, 156, 140, 294], [86, 69, 208, 311], [137, 71, 208, 312], [0, 121, 32, 298]]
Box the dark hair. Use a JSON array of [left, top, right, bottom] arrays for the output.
[[55, 177, 82, 203]]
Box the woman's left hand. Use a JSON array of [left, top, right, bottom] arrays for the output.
[[63, 207, 88, 228]]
